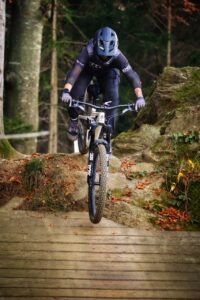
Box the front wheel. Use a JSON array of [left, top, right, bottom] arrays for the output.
[[88, 144, 108, 224]]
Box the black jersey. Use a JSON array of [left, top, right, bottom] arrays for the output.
[[66, 39, 141, 89]]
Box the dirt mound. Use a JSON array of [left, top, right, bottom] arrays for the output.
[[0, 153, 87, 211]]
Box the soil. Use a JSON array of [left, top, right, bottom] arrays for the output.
[[0, 153, 87, 211], [0, 153, 170, 230]]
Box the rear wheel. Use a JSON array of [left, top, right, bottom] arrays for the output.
[[78, 120, 88, 154], [88, 144, 108, 224]]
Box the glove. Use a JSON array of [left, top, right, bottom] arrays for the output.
[[135, 96, 145, 111], [61, 88, 72, 104]]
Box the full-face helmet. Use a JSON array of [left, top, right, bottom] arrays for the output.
[[94, 27, 118, 64]]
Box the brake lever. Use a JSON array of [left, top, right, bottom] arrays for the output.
[[103, 101, 112, 108], [69, 100, 85, 112], [78, 105, 85, 112], [122, 104, 135, 114]]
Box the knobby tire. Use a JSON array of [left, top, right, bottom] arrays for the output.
[[88, 144, 107, 224]]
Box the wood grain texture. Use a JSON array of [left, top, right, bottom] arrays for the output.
[[0, 200, 200, 299]]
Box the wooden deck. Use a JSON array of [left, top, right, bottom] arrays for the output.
[[0, 198, 200, 299]]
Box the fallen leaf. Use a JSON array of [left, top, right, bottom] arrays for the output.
[[136, 182, 145, 189], [122, 186, 132, 197], [9, 176, 21, 184]]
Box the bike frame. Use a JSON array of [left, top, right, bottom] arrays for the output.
[[72, 99, 135, 185], [69, 99, 135, 223], [78, 109, 111, 186], [78, 110, 107, 146]]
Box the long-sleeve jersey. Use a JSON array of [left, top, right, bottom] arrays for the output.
[[66, 39, 141, 89]]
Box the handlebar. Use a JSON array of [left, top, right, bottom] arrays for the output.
[[70, 99, 135, 113]]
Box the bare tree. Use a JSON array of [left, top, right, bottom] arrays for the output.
[[0, 0, 17, 158], [151, 0, 200, 66], [0, 0, 5, 136], [167, 0, 172, 66], [49, 0, 58, 154], [5, 0, 44, 154]]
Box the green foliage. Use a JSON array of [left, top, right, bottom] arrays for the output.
[[23, 158, 43, 190], [4, 117, 33, 134], [171, 194, 188, 209], [163, 158, 200, 222], [25, 158, 43, 173], [172, 130, 200, 150], [187, 180, 200, 219], [186, 51, 200, 66]]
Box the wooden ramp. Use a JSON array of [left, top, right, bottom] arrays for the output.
[[0, 198, 200, 299]]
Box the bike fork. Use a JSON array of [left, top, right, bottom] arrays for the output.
[[87, 150, 94, 186]]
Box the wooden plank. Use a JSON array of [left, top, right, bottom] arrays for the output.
[[0, 206, 199, 299], [1, 211, 200, 236], [0, 299, 171, 300], [0, 278, 200, 290], [0, 260, 200, 272], [1, 288, 200, 298], [0, 251, 199, 263], [0, 298, 178, 300], [0, 233, 200, 245], [0, 296, 170, 300], [0, 269, 199, 281], [0, 211, 90, 219], [0, 241, 199, 255], [0, 298, 184, 300], [0, 217, 124, 228], [1, 223, 200, 237], [0, 212, 89, 221]]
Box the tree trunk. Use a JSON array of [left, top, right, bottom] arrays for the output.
[[5, 0, 44, 154], [49, 0, 58, 154], [0, 0, 5, 137], [167, 0, 172, 66], [0, 0, 18, 159]]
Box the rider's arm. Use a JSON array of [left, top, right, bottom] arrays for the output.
[[115, 51, 143, 98], [134, 87, 143, 98], [64, 45, 90, 91]]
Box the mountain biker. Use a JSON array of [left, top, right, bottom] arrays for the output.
[[61, 26, 145, 140]]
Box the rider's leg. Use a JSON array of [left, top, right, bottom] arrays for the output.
[[66, 69, 92, 139], [68, 69, 92, 119], [98, 68, 120, 132]]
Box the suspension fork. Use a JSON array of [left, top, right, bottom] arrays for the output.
[[87, 136, 109, 186], [87, 130, 95, 186]]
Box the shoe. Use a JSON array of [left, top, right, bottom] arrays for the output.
[[67, 118, 78, 141]]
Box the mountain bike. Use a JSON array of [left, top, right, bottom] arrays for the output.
[[70, 99, 135, 224]]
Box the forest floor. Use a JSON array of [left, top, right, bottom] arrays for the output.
[[0, 153, 196, 231]]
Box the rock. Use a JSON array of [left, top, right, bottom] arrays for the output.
[[142, 149, 160, 163], [165, 105, 200, 135], [104, 202, 156, 230], [114, 67, 200, 164], [73, 171, 87, 201], [136, 66, 200, 126], [128, 162, 155, 174], [108, 173, 128, 190], [113, 124, 160, 160], [122, 173, 163, 203], [109, 155, 121, 172]]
